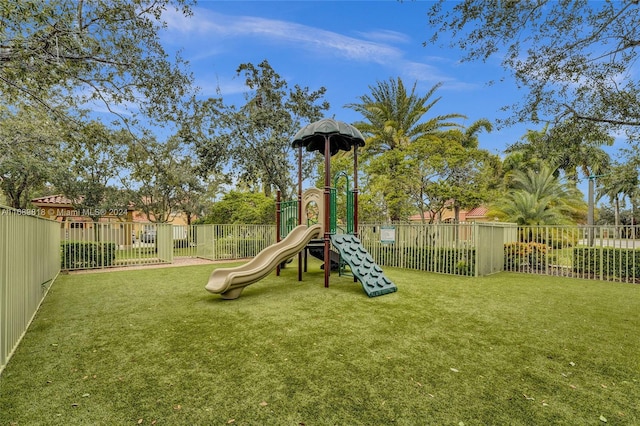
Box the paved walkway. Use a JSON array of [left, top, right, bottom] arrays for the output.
[[67, 257, 243, 275]]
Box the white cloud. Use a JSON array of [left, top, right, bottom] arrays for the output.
[[160, 6, 479, 95], [163, 7, 407, 66], [197, 74, 248, 98], [355, 29, 411, 44]]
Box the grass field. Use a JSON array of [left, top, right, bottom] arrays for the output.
[[1, 260, 639, 425]]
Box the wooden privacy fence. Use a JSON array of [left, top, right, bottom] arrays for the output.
[[1, 206, 60, 374]]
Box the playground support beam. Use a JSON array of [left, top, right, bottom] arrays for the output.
[[276, 190, 281, 276], [353, 143, 359, 239], [353, 143, 359, 283], [298, 144, 303, 281], [324, 135, 331, 288]]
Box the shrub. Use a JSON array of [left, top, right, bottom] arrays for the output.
[[573, 247, 640, 280], [518, 227, 577, 249], [61, 241, 117, 269], [215, 238, 265, 258], [504, 242, 548, 270]]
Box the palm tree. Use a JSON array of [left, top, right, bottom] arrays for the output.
[[346, 78, 465, 154], [489, 165, 587, 226], [597, 163, 639, 231], [504, 122, 611, 184], [346, 77, 465, 220]]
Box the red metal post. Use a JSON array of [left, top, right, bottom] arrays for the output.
[[298, 144, 303, 281], [353, 144, 359, 282], [276, 189, 281, 276], [324, 135, 331, 288], [353, 143, 359, 239]]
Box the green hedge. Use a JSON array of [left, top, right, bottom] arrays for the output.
[[504, 242, 548, 270], [61, 241, 117, 269], [573, 247, 640, 279], [370, 245, 476, 276]]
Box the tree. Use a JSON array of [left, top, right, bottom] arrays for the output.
[[436, 120, 496, 223], [182, 98, 231, 180], [203, 191, 275, 225], [347, 77, 465, 221], [1, 0, 195, 128], [55, 121, 131, 223], [597, 163, 639, 228], [197, 60, 329, 199], [128, 135, 204, 224], [347, 78, 464, 154], [397, 127, 497, 224], [426, 2, 640, 138], [0, 106, 63, 208], [505, 122, 612, 184], [489, 166, 587, 225]]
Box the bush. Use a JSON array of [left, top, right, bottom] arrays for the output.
[[215, 238, 265, 258], [61, 241, 116, 269], [573, 247, 640, 279], [504, 242, 548, 270], [518, 227, 577, 249]]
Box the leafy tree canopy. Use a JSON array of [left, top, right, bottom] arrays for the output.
[[196, 60, 329, 199], [54, 120, 132, 221], [427, 1, 640, 138], [504, 122, 612, 183], [203, 191, 275, 225], [0, 106, 63, 208], [348, 77, 466, 221], [127, 135, 205, 224], [1, 0, 195, 128]]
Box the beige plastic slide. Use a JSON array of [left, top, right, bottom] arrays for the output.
[[205, 224, 322, 299]]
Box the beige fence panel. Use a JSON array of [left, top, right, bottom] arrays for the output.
[[1, 207, 60, 375], [196, 225, 216, 260], [61, 222, 172, 270], [156, 224, 173, 263], [476, 222, 518, 276], [358, 223, 496, 277], [193, 224, 276, 261], [172, 225, 197, 258]]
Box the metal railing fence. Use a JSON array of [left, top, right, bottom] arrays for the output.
[[60, 222, 173, 270], [504, 225, 640, 283], [194, 224, 276, 260], [1, 206, 60, 374], [59, 222, 277, 270], [358, 222, 515, 277]]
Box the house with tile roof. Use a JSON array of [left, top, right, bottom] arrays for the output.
[[31, 194, 195, 246], [408, 205, 490, 223]]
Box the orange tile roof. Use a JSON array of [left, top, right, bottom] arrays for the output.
[[32, 194, 135, 209], [31, 194, 79, 206], [465, 206, 489, 217]]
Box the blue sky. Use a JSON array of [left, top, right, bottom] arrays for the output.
[[160, 1, 535, 157]]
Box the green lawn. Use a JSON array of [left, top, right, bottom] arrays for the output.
[[1, 261, 639, 425]]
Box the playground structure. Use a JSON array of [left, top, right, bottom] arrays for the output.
[[206, 118, 397, 299]]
